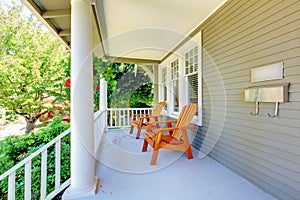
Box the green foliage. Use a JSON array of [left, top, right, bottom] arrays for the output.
[[0, 1, 70, 132], [129, 82, 154, 107], [64, 56, 71, 101], [93, 56, 154, 108], [0, 117, 70, 199]]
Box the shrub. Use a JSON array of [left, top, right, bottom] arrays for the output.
[[0, 116, 70, 199]]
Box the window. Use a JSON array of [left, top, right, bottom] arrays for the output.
[[171, 59, 179, 112], [185, 46, 199, 114], [158, 31, 202, 125]]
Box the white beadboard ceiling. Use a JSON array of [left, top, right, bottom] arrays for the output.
[[21, 0, 227, 63]]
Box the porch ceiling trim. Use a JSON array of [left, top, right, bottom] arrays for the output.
[[105, 56, 160, 65], [41, 9, 71, 19]]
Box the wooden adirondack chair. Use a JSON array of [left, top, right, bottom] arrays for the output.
[[129, 102, 165, 139], [142, 103, 197, 165]]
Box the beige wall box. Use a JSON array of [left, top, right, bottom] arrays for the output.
[[251, 62, 284, 83]]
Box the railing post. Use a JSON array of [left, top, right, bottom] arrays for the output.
[[100, 77, 108, 129], [99, 77, 107, 111]]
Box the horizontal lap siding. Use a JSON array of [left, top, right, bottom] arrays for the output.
[[196, 0, 300, 200]]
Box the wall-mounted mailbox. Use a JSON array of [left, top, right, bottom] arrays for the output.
[[244, 83, 289, 117], [244, 84, 289, 103]]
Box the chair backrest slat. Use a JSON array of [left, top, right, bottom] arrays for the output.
[[149, 102, 165, 122], [172, 103, 197, 140]]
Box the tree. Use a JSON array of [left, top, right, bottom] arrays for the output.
[[93, 56, 154, 108], [0, 1, 69, 133]]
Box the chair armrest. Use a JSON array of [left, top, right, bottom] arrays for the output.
[[153, 127, 179, 133], [146, 119, 177, 125], [152, 124, 195, 133], [180, 125, 196, 130], [145, 120, 177, 130]]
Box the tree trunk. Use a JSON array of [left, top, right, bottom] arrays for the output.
[[22, 110, 48, 133], [25, 117, 38, 133]]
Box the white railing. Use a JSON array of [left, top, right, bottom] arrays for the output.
[[107, 108, 153, 128], [0, 107, 153, 199], [94, 109, 107, 150], [0, 129, 71, 200]]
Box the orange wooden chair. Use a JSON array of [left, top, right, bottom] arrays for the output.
[[142, 103, 197, 165], [129, 102, 165, 139]]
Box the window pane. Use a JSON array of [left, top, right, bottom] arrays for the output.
[[173, 79, 179, 112], [194, 46, 198, 54], [185, 47, 198, 76], [188, 73, 198, 115], [171, 59, 179, 80], [162, 67, 167, 84], [163, 85, 168, 110], [185, 46, 199, 116]]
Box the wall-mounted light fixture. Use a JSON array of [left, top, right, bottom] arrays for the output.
[[251, 62, 284, 83]]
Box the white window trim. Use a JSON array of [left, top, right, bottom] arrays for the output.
[[160, 66, 168, 113], [170, 58, 180, 115], [184, 45, 202, 126], [158, 31, 202, 126]]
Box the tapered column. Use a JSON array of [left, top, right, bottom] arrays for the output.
[[63, 0, 97, 199]]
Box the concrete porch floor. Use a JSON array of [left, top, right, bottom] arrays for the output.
[[82, 128, 276, 200]]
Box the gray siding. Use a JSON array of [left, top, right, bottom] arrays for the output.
[[194, 0, 300, 200]]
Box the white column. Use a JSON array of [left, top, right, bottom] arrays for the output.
[[63, 0, 97, 199]]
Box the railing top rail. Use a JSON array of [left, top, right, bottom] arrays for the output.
[[107, 108, 154, 111]]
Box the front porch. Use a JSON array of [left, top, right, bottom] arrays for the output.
[[85, 128, 275, 200], [8, 0, 300, 199]]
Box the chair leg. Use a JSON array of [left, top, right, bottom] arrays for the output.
[[186, 145, 193, 160], [129, 125, 134, 134], [150, 148, 159, 165], [142, 139, 148, 152], [136, 128, 141, 139]]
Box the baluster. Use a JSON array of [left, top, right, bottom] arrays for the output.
[[118, 110, 121, 127], [110, 110, 112, 127], [115, 110, 117, 127], [127, 110, 130, 126], [40, 150, 47, 199], [8, 171, 16, 200], [55, 140, 61, 190], [24, 160, 32, 200]]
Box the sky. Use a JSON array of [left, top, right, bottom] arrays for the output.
[[1, 0, 49, 32], [1, 0, 31, 15]]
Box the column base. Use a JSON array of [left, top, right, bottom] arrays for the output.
[[62, 177, 98, 200]]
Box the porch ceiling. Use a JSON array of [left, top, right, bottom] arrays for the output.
[[21, 0, 227, 64]]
